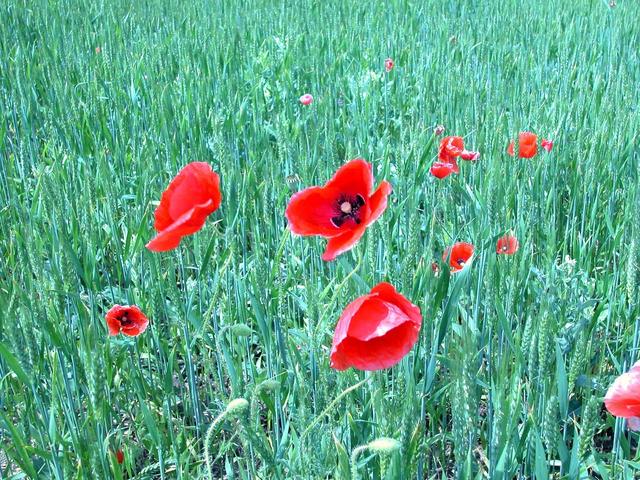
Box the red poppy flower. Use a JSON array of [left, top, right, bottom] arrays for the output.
[[438, 136, 479, 163], [430, 161, 459, 179], [330, 282, 422, 371], [507, 131, 538, 158], [442, 242, 475, 273], [299, 94, 313, 105], [384, 58, 394, 72], [496, 234, 519, 255], [285, 159, 392, 261], [105, 305, 149, 337], [604, 361, 640, 430], [541, 138, 554, 153], [115, 449, 124, 465], [146, 162, 222, 252]]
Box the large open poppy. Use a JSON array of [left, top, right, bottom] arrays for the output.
[[496, 234, 519, 255], [105, 305, 149, 337], [604, 361, 640, 430], [330, 282, 422, 371], [285, 159, 392, 261], [443, 242, 475, 273], [146, 162, 222, 252], [507, 132, 553, 158]]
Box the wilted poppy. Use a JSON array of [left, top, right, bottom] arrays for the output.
[[330, 282, 422, 371], [115, 449, 124, 464], [384, 58, 394, 72], [430, 161, 459, 179], [285, 159, 392, 261], [507, 132, 538, 158], [105, 305, 149, 337], [146, 162, 222, 252], [496, 234, 519, 255], [604, 361, 640, 430], [431, 136, 479, 180], [443, 242, 475, 273], [439, 136, 479, 163], [299, 94, 313, 105], [541, 139, 554, 152]]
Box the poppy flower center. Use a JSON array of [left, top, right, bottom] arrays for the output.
[[502, 245, 508, 252], [331, 194, 365, 228], [457, 258, 466, 266], [119, 313, 132, 326]]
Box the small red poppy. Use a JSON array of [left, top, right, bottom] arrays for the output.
[[384, 58, 394, 72], [496, 234, 519, 255], [541, 139, 554, 153], [285, 159, 392, 261], [115, 449, 124, 464], [95, 46, 102, 54], [330, 282, 422, 371], [442, 242, 475, 273], [604, 361, 640, 430], [105, 305, 149, 337], [430, 161, 459, 179], [146, 162, 222, 252], [299, 94, 313, 105], [507, 132, 538, 158]]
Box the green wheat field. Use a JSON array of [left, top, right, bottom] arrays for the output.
[[1, 0, 639, 478]]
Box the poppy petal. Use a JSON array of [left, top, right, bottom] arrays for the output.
[[370, 282, 422, 324], [154, 162, 221, 232], [321, 224, 367, 261], [146, 199, 215, 252], [331, 322, 420, 371], [364, 181, 392, 226], [604, 362, 640, 418], [438, 136, 464, 162], [430, 161, 459, 179], [325, 158, 373, 198], [460, 150, 480, 161], [285, 186, 343, 236], [346, 298, 409, 341]]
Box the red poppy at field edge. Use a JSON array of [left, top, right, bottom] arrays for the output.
[[496, 234, 519, 255], [507, 131, 538, 158], [105, 305, 149, 337], [285, 158, 392, 261], [604, 361, 640, 430], [146, 162, 222, 252], [330, 282, 422, 371], [443, 242, 475, 273]]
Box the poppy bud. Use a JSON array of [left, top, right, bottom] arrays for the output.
[[434, 125, 445, 136], [230, 324, 253, 337], [384, 58, 394, 72], [115, 449, 124, 464]]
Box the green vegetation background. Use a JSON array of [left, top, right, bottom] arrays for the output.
[[1, 0, 638, 478]]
